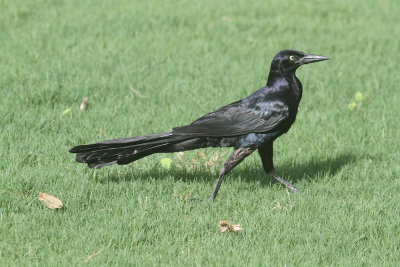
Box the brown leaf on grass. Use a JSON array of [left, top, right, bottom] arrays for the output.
[[80, 97, 89, 111], [83, 247, 104, 263], [219, 220, 244, 233], [38, 192, 63, 209]]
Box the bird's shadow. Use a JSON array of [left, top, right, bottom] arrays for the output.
[[277, 153, 357, 184], [100, 152, 358, 188]]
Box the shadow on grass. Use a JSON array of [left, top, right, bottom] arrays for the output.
[[278, 152, 358, 184], [101, 152, 358, 188]]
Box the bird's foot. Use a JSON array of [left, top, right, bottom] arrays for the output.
[[268, 171, 299, 193]]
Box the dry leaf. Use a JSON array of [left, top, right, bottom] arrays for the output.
[[80, 97, 88, 111], [38, 192, 63, 209], [219, 220, 244, 233]]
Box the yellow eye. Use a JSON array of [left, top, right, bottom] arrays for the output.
[[289, 55, 295, 61]]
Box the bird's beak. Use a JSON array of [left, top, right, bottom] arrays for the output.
[[301, 54, 330, 64]]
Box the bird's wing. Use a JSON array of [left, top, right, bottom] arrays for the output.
[[172, 100, 289, 137]]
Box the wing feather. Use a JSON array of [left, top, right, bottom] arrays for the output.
[[173, 100, 289, 137]]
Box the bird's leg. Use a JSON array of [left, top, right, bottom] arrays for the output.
[[208, 147, 255, 201], [258, 142, 299, 192]]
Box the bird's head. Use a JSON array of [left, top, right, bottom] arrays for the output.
[[271, 50, 329, 73]]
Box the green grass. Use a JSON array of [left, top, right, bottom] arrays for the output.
[[1, 0, 400, 265]]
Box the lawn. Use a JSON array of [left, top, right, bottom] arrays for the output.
[[1, 0, 400, 265]]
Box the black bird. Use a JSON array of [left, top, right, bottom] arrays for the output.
[[70, 50, 329, 200]]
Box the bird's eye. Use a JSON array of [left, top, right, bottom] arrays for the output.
[[289, 55, 295, 61]]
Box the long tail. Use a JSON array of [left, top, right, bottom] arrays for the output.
[[69, 132, 201, 169]]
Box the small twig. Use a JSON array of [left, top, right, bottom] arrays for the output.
[[83, 247, 104, 263], [129, 85, 147, 99]]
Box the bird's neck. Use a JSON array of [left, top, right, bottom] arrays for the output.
[[267, 68, 302, 102], [266, 68, 281, 86]]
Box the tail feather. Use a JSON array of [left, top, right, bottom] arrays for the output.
[[70, 132, 195, 169], [116, 143, 172, 165], [69, 132, 173, 153], [88, 161, 116, 169]]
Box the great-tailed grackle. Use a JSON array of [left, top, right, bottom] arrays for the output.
[[70, 50, 329, 200]]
